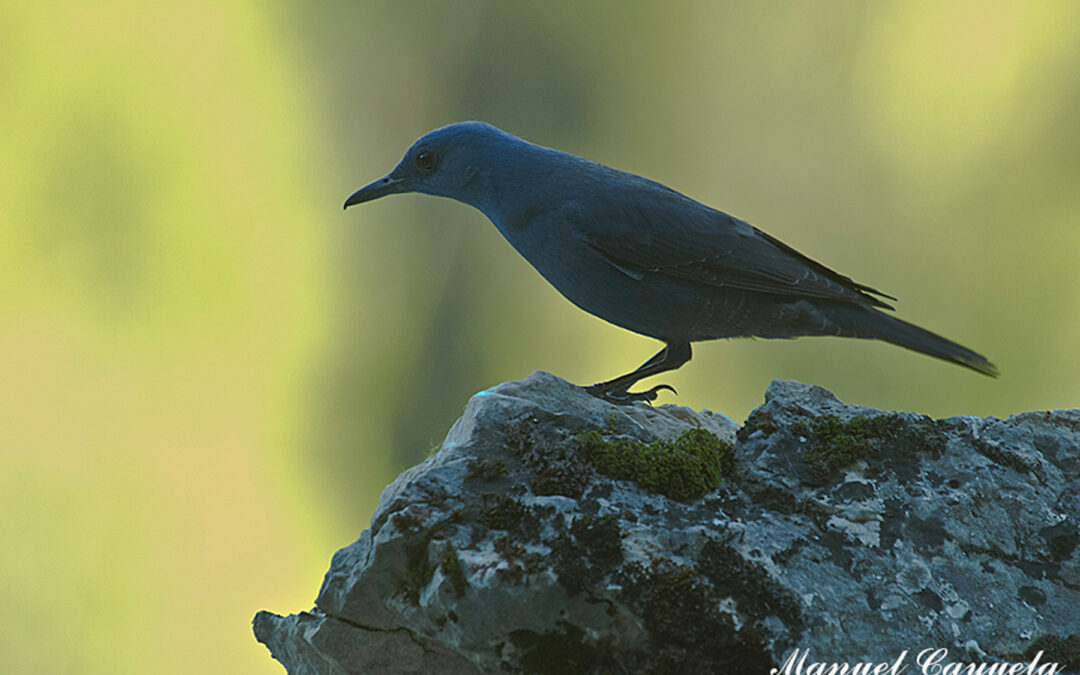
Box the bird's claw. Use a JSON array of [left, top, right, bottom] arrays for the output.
[[585, 383, 677, 405]]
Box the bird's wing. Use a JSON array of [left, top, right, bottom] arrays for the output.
[[571, 187, 896, 310]]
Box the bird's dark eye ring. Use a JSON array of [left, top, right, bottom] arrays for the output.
[[416, 150, 437, 172]]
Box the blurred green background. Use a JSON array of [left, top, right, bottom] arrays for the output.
[[2, 1, 1078, 672]]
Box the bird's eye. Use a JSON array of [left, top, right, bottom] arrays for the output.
[[415, 150, 437, 172]]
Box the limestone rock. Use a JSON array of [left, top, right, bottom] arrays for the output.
[[254, 372, 1080, 674]]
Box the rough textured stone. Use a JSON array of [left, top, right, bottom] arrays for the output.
[[254, 372, 1080, 674]]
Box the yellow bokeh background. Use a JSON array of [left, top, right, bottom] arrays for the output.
[[2, 2, 1077, 673]]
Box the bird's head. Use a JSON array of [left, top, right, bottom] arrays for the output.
[[343, 121, 515, 210]]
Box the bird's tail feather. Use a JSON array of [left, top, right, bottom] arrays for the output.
[[839, 306, 998, 377]]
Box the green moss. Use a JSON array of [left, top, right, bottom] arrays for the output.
[[736, 409, 779, 442], [439, 543, 468, 597], [618, 559, 774, 672], [504, 419, 590, 498], [569, 514, 622, 567], [696, 540, 804, 632], [1021, 633, 1080, 672], [481, 494, 528, 531], [632, 563, 716, 641], [552, 514, 624, 596], [605, 412, 619, 433], [490, 536, 546, 584], [510, 624, 616, 675], [530, 463, 589, 499], [803, 414, 892, 472], [390, 511, 423, 533], [466, 456, 508, 481], [577, 427, 734, 501], [399, 535, 433, 604]]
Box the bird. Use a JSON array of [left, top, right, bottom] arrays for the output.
[[344, 122, 997, 403]]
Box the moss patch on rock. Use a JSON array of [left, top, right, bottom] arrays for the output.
[[552, 514, 624, 596], [796, 412, 949, 485], [802, 414, 891, 473], [509, 623, 617, 675], [439, 543, 468, 597], [399, 534, 434, 604], [577, 427, 734, 501], [466, 457, 508, 481], [481, 494, 529, 531], [618, 558, 774, 673], [503, 418, 591, 499]]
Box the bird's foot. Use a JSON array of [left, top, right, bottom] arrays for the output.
[[585, 383, 677, 405]]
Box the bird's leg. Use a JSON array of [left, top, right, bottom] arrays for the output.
[[585, 341, 692, 404]]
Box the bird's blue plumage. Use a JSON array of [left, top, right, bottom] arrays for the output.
[[344, 122, 997, 400]]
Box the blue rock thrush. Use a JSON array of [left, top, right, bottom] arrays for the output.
[[344, 122, 997, 402]]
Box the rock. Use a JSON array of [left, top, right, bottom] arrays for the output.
[[254, 372, 1080, 674]]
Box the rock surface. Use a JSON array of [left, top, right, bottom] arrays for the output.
[[254, 372, 1080, 674]]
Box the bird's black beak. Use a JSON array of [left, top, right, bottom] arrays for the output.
[[343, 175, 406, 209]]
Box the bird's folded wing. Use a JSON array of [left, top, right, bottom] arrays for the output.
[[575, 198, 896, 310]]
